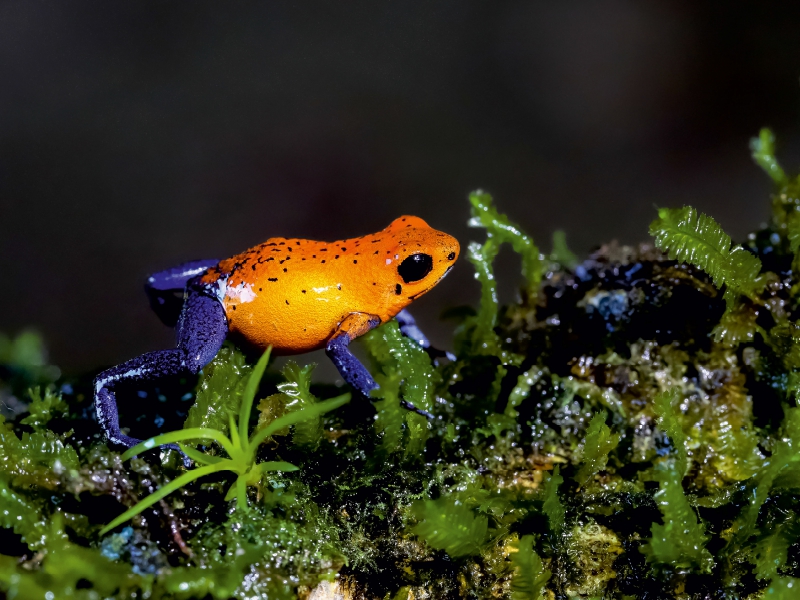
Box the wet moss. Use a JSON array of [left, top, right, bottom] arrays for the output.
[[6, 129, 800, 598]]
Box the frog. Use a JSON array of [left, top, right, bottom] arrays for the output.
[[94, 215, 460, 449]]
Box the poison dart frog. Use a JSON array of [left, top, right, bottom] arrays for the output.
[[94, 216, 460, 449]]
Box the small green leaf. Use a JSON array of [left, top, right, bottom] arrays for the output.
[[542, 466, 565, 535], [121, 428, 236, 460], [256, 461, 299, 474], [411, 495, 489, 558], [575, 411, 619, 486], [652, 389, 688, 476], [178, 443, 223, 466], [239, 347, 272, 438], [510, 534, 551, 600]]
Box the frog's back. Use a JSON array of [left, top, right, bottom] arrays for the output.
[[198, 216, 459, 355]]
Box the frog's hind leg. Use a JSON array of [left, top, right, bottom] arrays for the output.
[[94, 286, 227, 450], [395, 308, 456, 363], [145, 259, 220, 327]]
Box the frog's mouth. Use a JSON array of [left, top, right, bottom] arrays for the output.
[[407, 265, 454, 301]]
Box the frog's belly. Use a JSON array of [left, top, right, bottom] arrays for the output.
[[222, 288, 353, 355]]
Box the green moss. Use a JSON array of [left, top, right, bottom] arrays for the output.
[[575, 411, 620, 486], [457, 190, 530, 362], [184, 502, 342, 600], [650, 205, 765, 307], [541, 466, 565, 534], [564, 520, 624, 596], [487, 366, 545, 438], [184, 344, 253, 439], [469, 189, 543, 297], [410, 495, 489, 558], [731, 408, 800, 549], [752, 526, 792, 581], [0, 413, 79, 491], [362, 319, 434, 456], [10, 128, 800, 598], [550, 229, 579, 270], [0, 517, 145, 600], [258, 361, 326, 447], [0, 476, 49, 550], [19, 387, 69, 430], [641, 463, 714, 573], [509, 534, 550, 600], [652, 389, 689, 476], [763, 577, 800, 598]]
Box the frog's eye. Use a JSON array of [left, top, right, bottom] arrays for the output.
[[398, 253, 433, 283]]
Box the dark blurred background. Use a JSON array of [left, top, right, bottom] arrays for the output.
[[2, 1, 800, 373]]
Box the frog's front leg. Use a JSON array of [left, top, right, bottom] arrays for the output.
[[94, 284, 227, 449], [326, 312, 433, 419]]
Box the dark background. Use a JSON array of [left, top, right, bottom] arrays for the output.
[[2, 1, 800, 373]]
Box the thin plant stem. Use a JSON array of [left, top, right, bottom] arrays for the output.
[[100, 461, 232, 535]]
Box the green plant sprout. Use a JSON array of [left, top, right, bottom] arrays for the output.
[[468, 189, 543, 297], [100, 348, 349, 535], [751, 127, 788, 186], [460, 190, 534, 362]]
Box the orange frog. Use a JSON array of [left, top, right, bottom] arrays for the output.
[[94, 216, 460, 450]]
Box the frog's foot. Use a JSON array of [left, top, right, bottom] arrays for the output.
[[399, 400, 434, 419], [94, 352, 193, 466]]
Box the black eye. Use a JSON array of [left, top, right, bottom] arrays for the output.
[[398, 253, 433, 283]]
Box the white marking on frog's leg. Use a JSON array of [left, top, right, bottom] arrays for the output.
[[94, 350, 186, 449], [146, 260, 220, 291]]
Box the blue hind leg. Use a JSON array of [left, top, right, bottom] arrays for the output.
[[395, 309, 455, 363], [95, 285, 227, 450], [145, 259, 219, 327]]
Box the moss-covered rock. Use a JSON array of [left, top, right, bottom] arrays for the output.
[[5, 129, 800, 598]]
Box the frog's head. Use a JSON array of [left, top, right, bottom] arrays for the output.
[[381, 216, 460, 306]]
